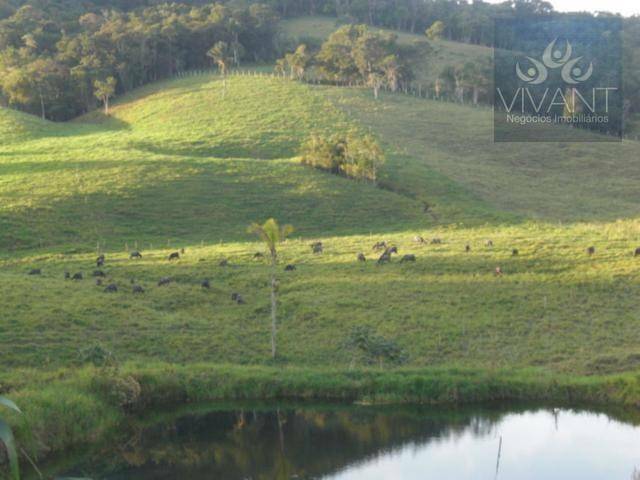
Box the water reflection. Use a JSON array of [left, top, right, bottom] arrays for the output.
[[50, 405, 640, 480]]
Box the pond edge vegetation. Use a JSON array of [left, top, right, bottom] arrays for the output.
[[3, 364, 640, 465]]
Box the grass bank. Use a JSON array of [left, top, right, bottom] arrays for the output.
[[3, 363, 640, 461]]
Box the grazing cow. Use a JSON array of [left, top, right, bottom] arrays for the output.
[[96, 255, 105, 267], [465, 245, 471, 253], [413, 236, 426, 244], [587, 246, 596, 256], [357, 253, 366, 262], [284, 264, 296, 271], [373, 241, 387, 251], [158, 277, 172, 286], [201, 279, 211, 289], [132, 285, 145, 294], [93, 270, 106, 277], [400, 254, 416, 263], [635, 247, 640, 257], [130, 251, 142, 259], [486, 240, 494, 247], [168, 252, 180, 261], [495, 267, 503, 276], [430, 238, 442, 245], [231, 293, 245, 304], [311, 242, 323, 254], [253, 252, 265, 259], [377, 246, 398, 265], [219, 259, 229, 267], [104, 283, 118, 293], [72, 272, 83, 281], [28, 269, 41, 275], [512, 249, 519, 256]]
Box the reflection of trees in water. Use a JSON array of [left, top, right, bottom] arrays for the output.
[[59, 406, 566, 479]]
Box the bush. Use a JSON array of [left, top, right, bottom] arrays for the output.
[[91, 374, 142, 410], [77, 344, 116, 368], [300, 133, 384, 182], [344, 326, 408, 368]]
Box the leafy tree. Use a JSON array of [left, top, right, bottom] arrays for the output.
[[435, 65, 456, 99], [248, 218, 294, 360], [283, 43, 311, 80], [207, 41, 234, 95], [300, 133, 384, 183], [208, 41, 233, 77], [94, 76, 116, 115], [366, 71, 384, 99], [426, 20, 445, 41], [315, 24, 412, 96]]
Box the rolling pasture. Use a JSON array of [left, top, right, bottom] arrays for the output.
[[0, 73, 639, 379]]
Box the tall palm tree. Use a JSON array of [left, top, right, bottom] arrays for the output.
[[248, 219, 294, 359]]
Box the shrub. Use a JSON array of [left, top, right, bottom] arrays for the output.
[[344, 326, 408, 368], [300, 133, 384, 183], [77, 344, 116, 368], [91, 374, 142, 410]]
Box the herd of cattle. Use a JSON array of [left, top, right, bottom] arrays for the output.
[[25, 237, 640, 297]]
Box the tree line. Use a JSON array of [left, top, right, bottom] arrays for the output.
[[268, 0, 640, 119], [277, 24, 421, 97], [0, 2, 280, 120], [1, 0, 640, 122]]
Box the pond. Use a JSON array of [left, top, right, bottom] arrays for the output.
[[44, 404, 640, 480]]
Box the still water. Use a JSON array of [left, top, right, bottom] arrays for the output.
[[50, 404, 640, 480]]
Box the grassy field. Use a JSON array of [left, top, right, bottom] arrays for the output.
[[1, 69, 640, 459]]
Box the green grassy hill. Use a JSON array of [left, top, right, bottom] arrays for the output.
[[2, 69, 640, 460], [0, 75, 424, 251], [1, 71, 639, 374]]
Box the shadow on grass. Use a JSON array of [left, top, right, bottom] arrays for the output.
[[0, 158, 427, 252]]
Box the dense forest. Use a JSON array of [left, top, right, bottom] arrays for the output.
[[0, 1, 281, 119], [0, 0, 639, 122]]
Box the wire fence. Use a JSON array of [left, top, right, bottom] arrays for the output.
[[173, 67, 638, 141], [174, 67, 493, 109]]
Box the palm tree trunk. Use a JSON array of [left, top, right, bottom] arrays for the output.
[[270, 251, 278, 359], [270, 271, 277, 359]]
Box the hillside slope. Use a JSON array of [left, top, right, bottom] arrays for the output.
[[0, 73, 639, 382], [0, 74, 425, 251], [325, 88, 640, 222]]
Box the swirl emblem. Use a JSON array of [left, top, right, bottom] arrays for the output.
[[515, 38, 594, 85]]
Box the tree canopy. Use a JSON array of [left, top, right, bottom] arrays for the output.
[[0, 2, 280, 120]]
